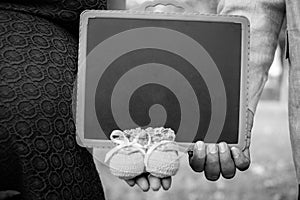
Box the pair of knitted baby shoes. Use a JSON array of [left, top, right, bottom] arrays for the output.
[[104, 127, 180, 180]]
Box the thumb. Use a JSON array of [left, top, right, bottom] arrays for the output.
[[231, 147, 250, 171], [244, 109, 254, 149], [242, 147, 251, 161]]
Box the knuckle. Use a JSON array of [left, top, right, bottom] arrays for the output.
[[219, 153, 232, 163], [190, 162, 204, 172], [222, 173, 235, 179], [205, 174, 220, 181], [207, 157, 219, 166], [237, 160, 250, 171], [221, 164, 235, 173], [204, 167, 221, 181], [222, 169, 236, 179]]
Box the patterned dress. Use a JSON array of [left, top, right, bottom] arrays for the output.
[[0, 1, 107, 199]]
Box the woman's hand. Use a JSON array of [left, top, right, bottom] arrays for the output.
[[125, 173, 172, 192]]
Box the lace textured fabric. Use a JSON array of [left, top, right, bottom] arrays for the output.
[[0, 1, 107, 199]]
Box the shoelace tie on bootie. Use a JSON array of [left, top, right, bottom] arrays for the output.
[[104, 130, 148, 163]]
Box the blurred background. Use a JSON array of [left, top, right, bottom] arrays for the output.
[[95, 0, 297, 199]]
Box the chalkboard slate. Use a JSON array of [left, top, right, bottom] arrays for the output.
[[76, 10, 249, 149]]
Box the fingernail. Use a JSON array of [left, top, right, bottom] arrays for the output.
[[208, 144, 218, 154], [231, 147, 240, 158], [196, 141, 206, 158], [219, 143, 227, 153], [196, 141, 204, 151]]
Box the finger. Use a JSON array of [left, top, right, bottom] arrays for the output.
[[125, 179, 135, 187], [218, 142, 236, 179], [231, 147, 250, 171], [245, 109, 254, 149], [148, 175, 162, 191], [204, 144, 220, 181], [0, 190, 20, 199], [189, 141, 206, 172], [135, 175, 150, 192], [161, 177, 172, 191]]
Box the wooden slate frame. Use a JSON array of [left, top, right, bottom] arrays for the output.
[[76, 8, 250, 150]]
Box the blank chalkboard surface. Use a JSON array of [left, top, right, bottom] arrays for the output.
[[76, 10, 249, 149]]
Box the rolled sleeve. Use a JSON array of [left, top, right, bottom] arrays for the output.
[[217, 0, 285, 113]]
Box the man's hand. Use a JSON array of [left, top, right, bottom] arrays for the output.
[[189, 142, 250, 181], [124, 173, 172, 192], [189, 109, 254, 181]]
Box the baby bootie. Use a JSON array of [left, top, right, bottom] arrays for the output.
[[144, 128, 180, 178], [105, 129, 149, 180]]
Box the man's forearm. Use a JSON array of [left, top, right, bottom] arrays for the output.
[[217, 0, 285, 113]]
